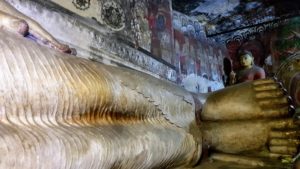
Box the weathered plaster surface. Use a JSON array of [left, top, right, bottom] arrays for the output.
[[173, 11, 226, 92], [7, 0, 177, 82], [6, 0, 229, 92]]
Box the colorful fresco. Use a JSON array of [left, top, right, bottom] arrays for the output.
[[271, 17, 300, 108], [276, 53, 300, 109], [173, 11, 227, 93], [50, 0, 109, 27], [147, 0, 174, 64], [50, 0, 174, 65], [102, 0, 153, 52], [100, 0, 174, 65], [47, 0, 227, 92], [270, 17, 300, 70], [128, 0, 152, 51]]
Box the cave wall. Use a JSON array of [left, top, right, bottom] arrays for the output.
[[50, 0, 175, 66], [7, 0, 228, 93], [7, 0, 176, 82], [173, 11, 227, 93], [271, 17, 300, 108]]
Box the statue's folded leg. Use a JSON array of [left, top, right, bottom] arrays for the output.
[[0, 121, 201, 169]]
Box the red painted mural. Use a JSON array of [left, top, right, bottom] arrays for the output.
[[173, 11, 228, 92], [118, 1, 232, 89], [118, 0, 174, 65], [147, 0, 174, 64]]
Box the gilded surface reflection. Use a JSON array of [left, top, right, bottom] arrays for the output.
[[0, 31, 297, 168]]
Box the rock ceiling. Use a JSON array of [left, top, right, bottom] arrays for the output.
[[172, 0, 300, 36]]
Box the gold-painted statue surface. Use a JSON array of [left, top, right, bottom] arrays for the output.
[[0, 1, 299, 168], [0, 30, 297, 168]]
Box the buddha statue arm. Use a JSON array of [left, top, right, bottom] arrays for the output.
[[0, 10, 29, 35], [0, 0, 73, 53]]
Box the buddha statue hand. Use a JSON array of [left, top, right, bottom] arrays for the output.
[[0, 11, 29, 36], [0, 2, 76, 55], [48, 41, 76, 55], [229, 70, 236, 85], [200, 79, 298, 157]]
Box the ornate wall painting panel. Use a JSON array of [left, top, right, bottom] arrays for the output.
[[270, 17, 300, 71], [51, 0, 126, 31], [147, 0, 174, 65], [276, 53, 300, 110], [7, 0, 176, 82], [51, 0, 101, 21], [173, 11, 227, 92], [50, 0, 175, 66], [13, 0, 227, 92]]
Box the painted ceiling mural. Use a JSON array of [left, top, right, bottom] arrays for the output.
[[172, 0, 300, 37]]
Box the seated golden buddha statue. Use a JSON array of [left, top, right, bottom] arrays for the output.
[[231, 51, 266, 84], [0, 2, 298, 169]]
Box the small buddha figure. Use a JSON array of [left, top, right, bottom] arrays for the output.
[[230, 51, 266, 84]]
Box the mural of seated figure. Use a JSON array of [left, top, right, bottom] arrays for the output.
[[0, 30, 297, 169]]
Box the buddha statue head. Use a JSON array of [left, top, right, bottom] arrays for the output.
[[239, 51, 254, 69]]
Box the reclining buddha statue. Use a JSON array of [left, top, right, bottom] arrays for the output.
[[0, 1, 299, 168]]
